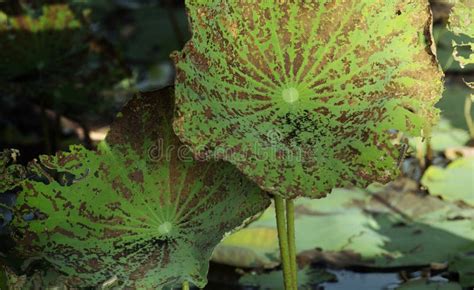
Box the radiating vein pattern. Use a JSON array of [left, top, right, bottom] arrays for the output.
[[0, 88, 270, 288], [173, 0, 443, 198]]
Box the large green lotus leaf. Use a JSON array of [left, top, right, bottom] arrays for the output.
[[213, 180, 474, 280], [0, 88, 270, 288], [421, 157, 474, 206], [448, 0, 474, 67], [172, 1, 444, 198]]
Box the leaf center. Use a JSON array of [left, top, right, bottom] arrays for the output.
[[281, 87, 299, 104], [158, 221, 173, 235]]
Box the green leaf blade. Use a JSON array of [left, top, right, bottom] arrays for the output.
[[173, 1, 444, 198], [2, 88, 270, 288]]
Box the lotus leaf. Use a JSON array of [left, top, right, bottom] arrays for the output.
[[173, 0, 443, 198], [408, 119, 470, 157], [212, 180, 474, 286], [421, 157, 474, 206], [0, 88, 270, 288]]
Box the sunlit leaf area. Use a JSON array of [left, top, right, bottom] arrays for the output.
[[0, 0, 473, 289]]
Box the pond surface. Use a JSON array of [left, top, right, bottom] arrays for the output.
[[205, 264, 465, 290]]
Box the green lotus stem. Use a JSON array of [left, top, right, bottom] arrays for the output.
[[275, 196, 293, 290], [182, 281, 190, 290], [286, 199, 298, 290], [464, 95, 474, 139]]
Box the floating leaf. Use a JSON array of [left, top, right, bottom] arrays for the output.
[[396, 279, 462, 290], [408, 119, 470, 155], [444, 146, 474, 160], [0, 88, 270, 288], [238, 267, 335, 290], [421, 157, 474, 206], [213, 180, 474, 280], [173, 1, 444, 198], [448, 252, 474, 287], [212, 227, 279, 268]]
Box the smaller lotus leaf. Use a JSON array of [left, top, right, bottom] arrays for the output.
[[421, 157, 474, 206], [0, 88, 270, 288], [173, 0, 444, 198], [212, 227, 279, 268], [408, 119, 470, 156], [213, 180, 474, 280]]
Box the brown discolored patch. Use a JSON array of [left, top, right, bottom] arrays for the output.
[[128, 170, 144, 184]]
